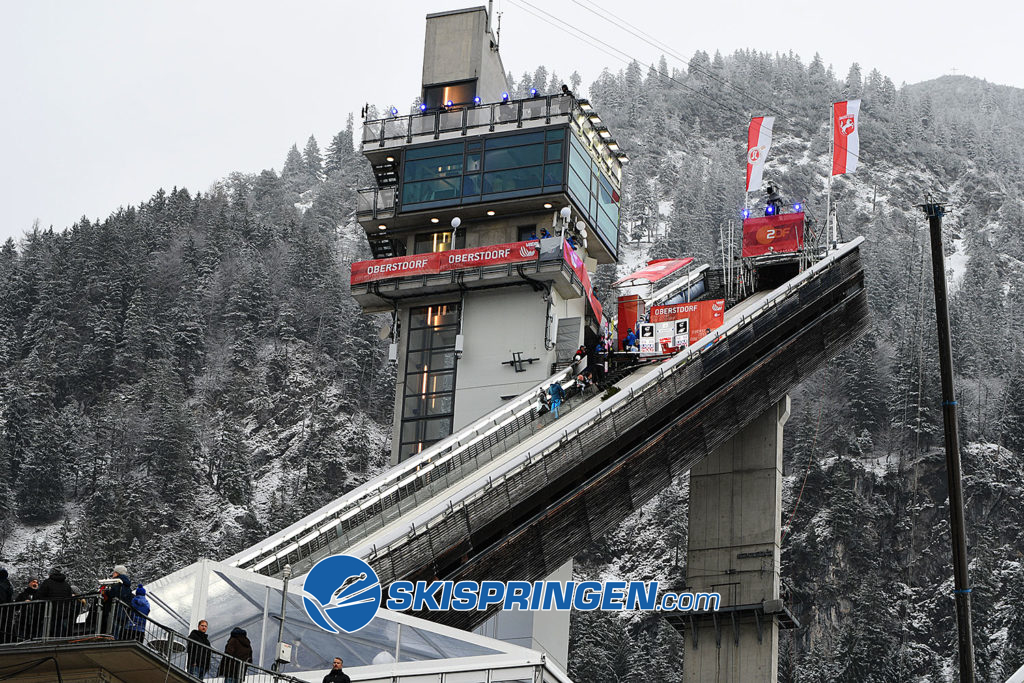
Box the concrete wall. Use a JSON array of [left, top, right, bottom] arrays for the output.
[[388, 279, 586, 462], [453, 285, 584, 431], [422, 7, 508, 100], [683, 395, 789, 683]]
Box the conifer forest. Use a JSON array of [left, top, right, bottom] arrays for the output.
[[3, 51, 1024, 681]]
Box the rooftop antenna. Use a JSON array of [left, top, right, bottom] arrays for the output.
[[496, 11, 502, 50]]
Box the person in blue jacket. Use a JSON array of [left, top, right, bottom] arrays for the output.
[[547, 381, 565, 419], [624, 328, 638, 352], [124, 584, 150, 643]]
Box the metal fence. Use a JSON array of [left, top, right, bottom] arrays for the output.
[[0, 595, 302, 682]]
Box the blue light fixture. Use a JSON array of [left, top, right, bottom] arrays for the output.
[[419, 102, 428, 112], [793, 203, 802, 212], [529, 88, 538, 97], [742, 209, 751, 219], [390, 106, 399, 116], [501, 91, 509, 102], [445, 99, 453, 108], [766, 205, 776, 215], [473, 96, 482, 105]]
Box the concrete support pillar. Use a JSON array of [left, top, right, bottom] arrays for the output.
[[683, 395, 789, 683]]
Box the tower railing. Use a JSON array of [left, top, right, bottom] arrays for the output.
[[360, 92, 623, 185]]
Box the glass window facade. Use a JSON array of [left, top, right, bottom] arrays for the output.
[[400, 304, 460, 461], [396, 127, 619, 259], [567, 134, 620, 257], [400, 130, 566, 212]]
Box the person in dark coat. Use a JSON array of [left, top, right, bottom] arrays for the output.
[[217, 626, 253, 683], [16, 578, 41, 640], [102, 564, 132, 636], [37, 567, 75, 637], [0, 569, 13, 643], [323, 657, 351, 683], [186, 619, 212, 678]]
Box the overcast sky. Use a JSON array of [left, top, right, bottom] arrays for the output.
[[1, 0, 1018, 244]]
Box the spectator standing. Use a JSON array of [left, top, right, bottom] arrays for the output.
[[0, 569, 13, 643], [186, 619, 213, 678], [16, 578, 40, 639], [124, 585, 150, 643], [547, 381, 565, 419], [37, 567, 74, 637], [102, 564, 132, 636], [324, 657, 351, 683], [218, 626, 253, 683]]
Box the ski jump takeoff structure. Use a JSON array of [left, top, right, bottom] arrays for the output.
[[227, 7, 869, 681], [0, 7, 868, 683]]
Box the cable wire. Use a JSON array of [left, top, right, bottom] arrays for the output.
[[507, 0, 864, 167], [572, 0, 786, 117]]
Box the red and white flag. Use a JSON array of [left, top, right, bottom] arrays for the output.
[[831, 100, 861, 175], [746, 116, 774, 192]]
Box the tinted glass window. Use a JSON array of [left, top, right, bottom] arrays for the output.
[[484, 144, 544, 170]]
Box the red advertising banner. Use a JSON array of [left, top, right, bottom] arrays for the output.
[[741, 212, 804, 257], [350, 252, 441, 285], [563, 241, 603, 325], [649, 299, 726, 348], [351, 240, 540, 285], [439, 240, 539, 271]]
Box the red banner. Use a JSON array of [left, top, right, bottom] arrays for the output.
[[351, 240, 540, 285], [564, 241, 603, 325], [741, 212, 804, 257], [649, 299, 726, 347], [439, 240, 539, 271], [350, 252, 441, 285]]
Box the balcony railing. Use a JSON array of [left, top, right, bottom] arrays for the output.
[[361, 93, 625, 184], [0, 595, 303, 683], [356, 186, 397, 220]]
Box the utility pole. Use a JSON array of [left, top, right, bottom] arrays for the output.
[[920, 200, 975, 683]]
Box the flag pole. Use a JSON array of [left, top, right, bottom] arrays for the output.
[[826, 102, 834, 249]]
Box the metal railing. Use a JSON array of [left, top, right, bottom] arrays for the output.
[[360, 92, 624, 185], [0, 595, 302, 682], [356, 187, 397, 220]]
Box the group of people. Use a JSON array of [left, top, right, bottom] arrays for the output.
[[0, 564, 149, 644], [185, 620, 255, 683], [2, 562, 351, 683], [534, 340, 610, 420]]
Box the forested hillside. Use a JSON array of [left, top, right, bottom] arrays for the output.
[[2, 48, 1024, 682], [0, 119, 395, 581]]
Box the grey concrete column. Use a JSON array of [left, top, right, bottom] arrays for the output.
[[683, 395, 789, 683]]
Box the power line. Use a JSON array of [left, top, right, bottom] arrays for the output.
[[508, 0, 864, 167], [572, 0, 786, 117], [506, 0, 753, 122]]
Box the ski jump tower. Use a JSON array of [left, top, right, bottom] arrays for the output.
[[351, 6, 624, 669]]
